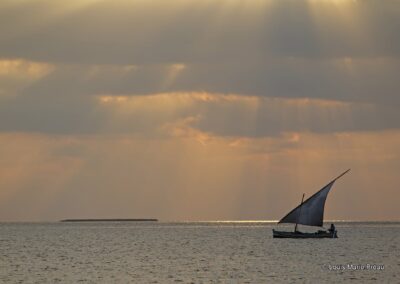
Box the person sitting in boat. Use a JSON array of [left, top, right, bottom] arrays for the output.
[[328, 223, 336, 233]]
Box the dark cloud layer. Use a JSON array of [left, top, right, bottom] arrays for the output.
[[1, 0, 399, 64], [5, 58, 400, 105]]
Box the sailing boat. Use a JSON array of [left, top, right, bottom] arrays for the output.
[[273, 169, 350, 239]]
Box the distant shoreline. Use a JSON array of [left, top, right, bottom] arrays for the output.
[[60, 219, 158, 222]]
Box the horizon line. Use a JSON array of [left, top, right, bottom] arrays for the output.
[[0, 219, 399, 223]]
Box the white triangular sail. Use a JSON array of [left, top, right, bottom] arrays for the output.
[[278, 169, 350, 227]]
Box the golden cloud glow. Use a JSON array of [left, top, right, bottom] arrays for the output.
[[97, 92, 353, 106], [0, 59, 54, 97], [161, 116, 214, 146], [92, 92, 381, 147], [0, 59, 53, 79]]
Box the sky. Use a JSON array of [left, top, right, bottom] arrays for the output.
[[0, 0, 399, 221]]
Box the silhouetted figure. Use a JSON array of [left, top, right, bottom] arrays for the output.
[[328, 223, 336, 233]]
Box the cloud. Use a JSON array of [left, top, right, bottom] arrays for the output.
[[0, 130, 399, 221], [3, 57, 400, 107], [1, 0, 399, 64], [3, 90, 398, 137], [0, 0, 399, 136], [0, 57, 398, 137], [0, 59, 53, 97]]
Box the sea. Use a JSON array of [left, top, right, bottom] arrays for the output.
[[0, 221, 398, 283]]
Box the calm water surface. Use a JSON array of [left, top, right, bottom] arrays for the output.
[[0, 222, 399, 283]]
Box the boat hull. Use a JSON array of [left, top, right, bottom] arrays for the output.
[[273, 229, 337, 239]]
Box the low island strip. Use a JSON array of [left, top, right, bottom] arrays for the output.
[[60, 219, 158, 222]]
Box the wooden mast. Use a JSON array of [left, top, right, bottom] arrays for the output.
[[294, 193, 305, 232]]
